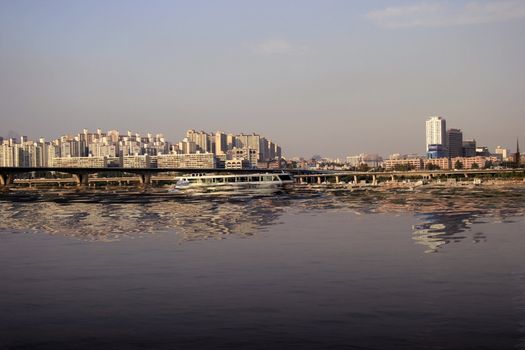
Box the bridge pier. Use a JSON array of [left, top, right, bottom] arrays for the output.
[[0, 174, 14, 188], [73, 173, 89, 187], [139, 174, 152, 186]]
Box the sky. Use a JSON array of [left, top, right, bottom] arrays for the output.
[[0, 0, 524, 158]]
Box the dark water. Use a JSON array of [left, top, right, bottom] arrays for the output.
[[1, 186, 525, 349]]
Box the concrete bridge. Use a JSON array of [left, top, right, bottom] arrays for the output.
[[0, 166, 523, 188], [292, 168, 525, 185]]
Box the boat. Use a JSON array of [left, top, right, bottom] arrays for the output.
[[169, 172, 294, 193]]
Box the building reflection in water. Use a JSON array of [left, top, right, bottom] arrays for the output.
[[0, 186, 523, 252], [0, 193, 291, 242]]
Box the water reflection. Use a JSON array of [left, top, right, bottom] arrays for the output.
[[412, 214, 483, 253], [0, 195, 289, 242], [0, 186, 524, 252]]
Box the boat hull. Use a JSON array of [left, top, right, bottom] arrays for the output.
[[170, 173, 294, 194]]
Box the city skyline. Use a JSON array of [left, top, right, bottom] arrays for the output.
[[0, 123, 519, 168], [1, 122, 519, 161], [0, 127, 284, 169], [1, 1, 524, 157]]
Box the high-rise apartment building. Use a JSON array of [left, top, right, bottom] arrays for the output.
[[2, 128, 281, 169], [226, 134, 235, 151], [178, 138, 197, 154], [425, 116, 447, 152], [186, 130, 213, 153], [0, 141, 16, 167], [447, 128, 463, 158], [215, 131, 227, 155]]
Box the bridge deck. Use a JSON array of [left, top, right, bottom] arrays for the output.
[[1, 167, 523, 188]]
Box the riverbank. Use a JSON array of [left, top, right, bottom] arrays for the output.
[[295, 177, 525, 191]]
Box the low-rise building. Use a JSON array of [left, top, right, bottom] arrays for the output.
[[228, 147, 258, 168], [450, 156, 496, 169], [225, 159, 251, 169], [384, 158, 424, 171], [123, 155, 151, 168], [51, 156, 107, 168], [427, 144, 447, 159], [258, 159, 287, 169], [346, 153, 382, 168], [157, 152, 215, 168], [424, 158, 450, 170]]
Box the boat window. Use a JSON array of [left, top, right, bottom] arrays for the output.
[[227, 177, 236, 183], [239, 176, 248, 182], [278, 174, 293, 181]]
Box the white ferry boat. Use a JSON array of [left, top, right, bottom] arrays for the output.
[[170, 172, 294, 192]]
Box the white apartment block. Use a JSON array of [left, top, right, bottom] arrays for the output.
[[123, 155, 151, 168], [425, 116, 447, 151], [51, 156, 107, 168], [157, 153, 215, 168]]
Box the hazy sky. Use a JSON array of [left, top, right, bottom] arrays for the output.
[[1, 0, 524, 158]]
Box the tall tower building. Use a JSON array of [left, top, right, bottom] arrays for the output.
[[425, 116, 447, 152], [226, 134, 235, 151], [215, 131, 227, 155], [186, 130, 211, 153], [447, 128, 463, 158]]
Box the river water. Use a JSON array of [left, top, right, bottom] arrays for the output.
[[1, 186, 524, 349]]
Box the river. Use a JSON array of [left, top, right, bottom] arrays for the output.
[[1, 186, 524, 349]]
